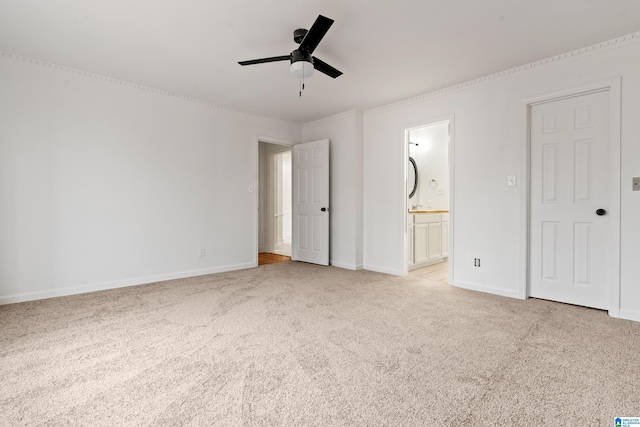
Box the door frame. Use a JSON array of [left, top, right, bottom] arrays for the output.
[[402, 114, 456, 284], [254, 135, 294, 266], [520, 78, 621, 316]]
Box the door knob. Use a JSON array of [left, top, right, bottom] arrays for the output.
[[321, 207, 329, 212], [596, 209, 606, 216]]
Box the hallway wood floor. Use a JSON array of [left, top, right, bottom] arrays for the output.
[[258, 253, 291, 265]]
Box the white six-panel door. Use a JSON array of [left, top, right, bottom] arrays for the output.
[[292, 139, 329, 266], [530, 90, 610, 309]]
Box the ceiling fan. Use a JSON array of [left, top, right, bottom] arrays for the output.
[[238, 14, 343, 84]]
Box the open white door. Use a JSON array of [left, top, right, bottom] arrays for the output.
[[292, 139, 330, 265]]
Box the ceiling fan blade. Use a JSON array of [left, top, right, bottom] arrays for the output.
[[312, 57, 343, 78], [238, 55, 290, 66], [299, 15, 334, 55]]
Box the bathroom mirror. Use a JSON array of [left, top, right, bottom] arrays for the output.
[[408, 157, 418, 199]]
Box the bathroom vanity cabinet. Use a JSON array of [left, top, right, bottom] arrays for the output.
[[408, 211, 449, 270]]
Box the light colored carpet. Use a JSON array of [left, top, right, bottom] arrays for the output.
[[1, 262, 639, 426]]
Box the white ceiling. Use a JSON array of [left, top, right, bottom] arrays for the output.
[[1, 0, 639, 123]]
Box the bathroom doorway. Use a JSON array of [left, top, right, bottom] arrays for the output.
[[404, 117, 454, 283]]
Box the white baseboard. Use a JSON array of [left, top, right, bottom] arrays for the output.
[[330, 261, 364, 271], [363, 264, 403, 276], [619, 308, 640, 323], [0, 262, 256, 305], [452, 280, 522, 299]]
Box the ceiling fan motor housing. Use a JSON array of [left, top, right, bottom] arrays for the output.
[[293, 28, 308, 44], [291, 49, 313, 64], [290, 49, 314, 78]]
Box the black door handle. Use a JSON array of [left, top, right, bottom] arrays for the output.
[[321, 207, 329, 212], [596, 209, 606, 216]]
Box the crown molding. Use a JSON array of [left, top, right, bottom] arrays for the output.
[[302, 109, 364, 128], [0, 50, 301, 128], [364, 31, 640, 116]]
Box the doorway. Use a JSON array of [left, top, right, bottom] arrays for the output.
[[404, 117, 454, 282], [256, 138, 331, 267], [258, 140, 293, 265]]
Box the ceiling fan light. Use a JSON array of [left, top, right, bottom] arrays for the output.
[[290, 61, 314, 78]]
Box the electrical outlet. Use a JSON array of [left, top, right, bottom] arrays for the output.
[[199, 247, 206, 257]]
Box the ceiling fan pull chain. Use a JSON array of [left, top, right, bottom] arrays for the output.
[[299, 72, 307, 97]]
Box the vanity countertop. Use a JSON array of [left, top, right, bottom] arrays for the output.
[[408, 209, 449, 214]]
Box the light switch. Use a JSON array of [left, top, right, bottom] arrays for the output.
[[507, 175, 517, 187], [248, 185, 254, 193], [633, 177, 640, 191]]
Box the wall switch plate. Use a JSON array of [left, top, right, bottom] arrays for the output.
[[248, 185, 254, 193], [507, 175, 517, 187], [199, 247, 206, 257], [633, 177, 640, 191]]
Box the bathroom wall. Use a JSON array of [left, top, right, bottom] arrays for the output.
[[408, 122, 449, 210]]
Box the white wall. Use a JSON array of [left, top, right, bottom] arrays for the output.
[[4, 34, 640, 323], [0, 54, 301, 303], [302, 110, 364, 270], [363, 35, 640, 322]]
